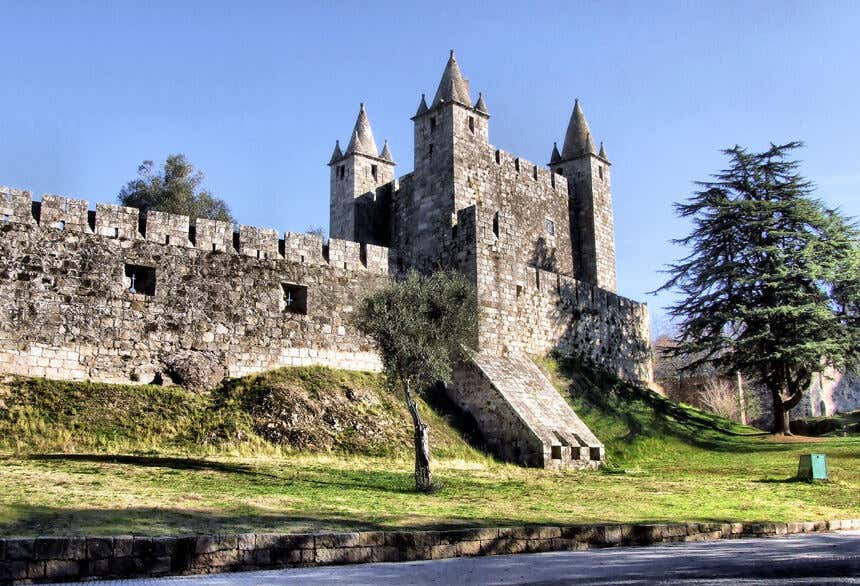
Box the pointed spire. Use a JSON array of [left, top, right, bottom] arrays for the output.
[[432, 50, 471, 107], [415, 93, 428, 117], [474, 92, 489, 115], [345, 102, 378, 156], [598, 141, 608, 160], [380, 140, 394, 162], [561, 99, 597, 159], [328, 140, 343, 165], [550, 142, 561, 164]]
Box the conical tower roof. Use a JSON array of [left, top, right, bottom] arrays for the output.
[[379, 140, 394, 162], [474, 92, 489, 115], [415, 94, 428, 117], [550, 142, 562, 164], [598, 141, 608, 160], [328, 140, 343, 165], [432, 50, 471, 107], [345, 103, 378, 156], [561, 99, 597, 159]]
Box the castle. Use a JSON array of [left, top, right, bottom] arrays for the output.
[[0, 52, 652, 468]]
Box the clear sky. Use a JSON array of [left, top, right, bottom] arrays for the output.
[[2, 0, 858, 333]]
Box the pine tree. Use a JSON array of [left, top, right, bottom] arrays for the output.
[[658, 142, 859, 433]]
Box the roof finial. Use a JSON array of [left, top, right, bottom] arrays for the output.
[[450, 49, 455, 59]]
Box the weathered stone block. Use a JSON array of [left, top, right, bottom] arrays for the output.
[[34, 536, 86, 560], [315, 532, 360, 549], [86, 537, 114, 560], [113, 536, 135, 558], [5, 539, 34, 561], [371, 546, 399, 562], [44, 559, 80, 579]]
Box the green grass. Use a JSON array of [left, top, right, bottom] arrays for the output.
[[0, 359, 857, 537]]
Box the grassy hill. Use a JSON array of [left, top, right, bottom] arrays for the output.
[[0, 360, 857, 536], [0, 367, 482, 460]]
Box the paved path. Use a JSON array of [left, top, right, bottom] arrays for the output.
[[60, 531, 860, 585]]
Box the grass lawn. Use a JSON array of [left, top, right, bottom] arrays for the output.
[[0, 360, 858, 536]]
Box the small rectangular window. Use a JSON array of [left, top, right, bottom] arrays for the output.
[[371, 164, 378, 181], [598, 166, 604, 180], [514, 158, 520, 173], [58, 220, 65, 230], [165, 235, 170, 245], [430, 116, 437, 131], [533, 166, 538, 180], [282, 283, 308, 315], [113, 227, 120, 238], [468, 116, 475, 133], [428, 144, 434, 159], [492, 211, 500, 238], [125, 264, 156, 296], [495, 150, 500, 164], [546, 218, 555, 236]]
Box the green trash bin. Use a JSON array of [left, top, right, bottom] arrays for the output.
[[797, 453, 828, 481]]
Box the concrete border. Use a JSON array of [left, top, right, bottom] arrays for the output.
[[1, 519, 858, 584]]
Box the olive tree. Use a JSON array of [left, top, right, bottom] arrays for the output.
[[355, 269, 477, 492]]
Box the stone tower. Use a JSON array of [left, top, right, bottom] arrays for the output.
[[549, 100, 617, 292], [328, 103, 395, 241], [406, 50, 490, 269]]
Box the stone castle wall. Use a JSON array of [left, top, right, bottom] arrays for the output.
[[451, 203, 652, 383], [0, 188, 389, 384]]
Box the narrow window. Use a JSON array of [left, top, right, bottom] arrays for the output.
[[545, 218, 555, 236], [514, 158, 520, 173], [451, 224, 458, 239], [58, 220, 66, 230], [212, 243, 218, 252], [430, 116, 437, 131], [533, 165, 538, 180], [113, 227, 119, 238], [492, 211, 500, 238], [337, 165, 345, 180], [428, 144, 434, 159], [2, 214, 9, 224], [125, 264, 156, 296], [165, 235, 170, 245], [516, 284, 523, 298], [468, 116, 475, 133], [371, 164, 378, 181], [495, 150, 500, 164], [282, 283, 308, 314], [598, 166, 604, 180]]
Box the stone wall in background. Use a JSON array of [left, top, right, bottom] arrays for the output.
[[0, 189, 390, 385]]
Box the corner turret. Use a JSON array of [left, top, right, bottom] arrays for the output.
[[550, 100, 617, 292], [329, 103, 395, 242]]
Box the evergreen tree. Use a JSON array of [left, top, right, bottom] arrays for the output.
[[658, 142, 859, 433], [355, 270, 477, 492], [118, 154, 235, 223]]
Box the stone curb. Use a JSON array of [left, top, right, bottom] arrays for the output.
[[1, 519, 857, 584]]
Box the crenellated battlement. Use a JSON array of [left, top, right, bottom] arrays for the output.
[[0, 186, 391, 274], [486, 146, 568, 193]]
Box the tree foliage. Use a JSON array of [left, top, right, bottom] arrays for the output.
[[658, 142, 859, 433], [355, 270, 477, 492], [118, 154, 234, 223]]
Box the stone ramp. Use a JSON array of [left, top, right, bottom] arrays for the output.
[[450, 352, 603, 469]]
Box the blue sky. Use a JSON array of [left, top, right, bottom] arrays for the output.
[[1, 0, 858, 332]]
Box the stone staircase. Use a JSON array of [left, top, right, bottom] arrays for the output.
[[450, 352, 604, 469]]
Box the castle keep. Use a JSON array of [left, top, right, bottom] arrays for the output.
[[0, 53, 652, 469]]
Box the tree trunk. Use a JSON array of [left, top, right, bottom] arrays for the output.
[[404, 380, 433, 493], [770, 388, 793, 435]]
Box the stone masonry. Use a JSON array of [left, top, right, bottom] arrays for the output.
[[0, 52, 653, 469]]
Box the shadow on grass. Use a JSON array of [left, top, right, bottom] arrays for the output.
[[24, 454, 416, 495], [551, 355, 787, 456], [0, 501, 783, 538]]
